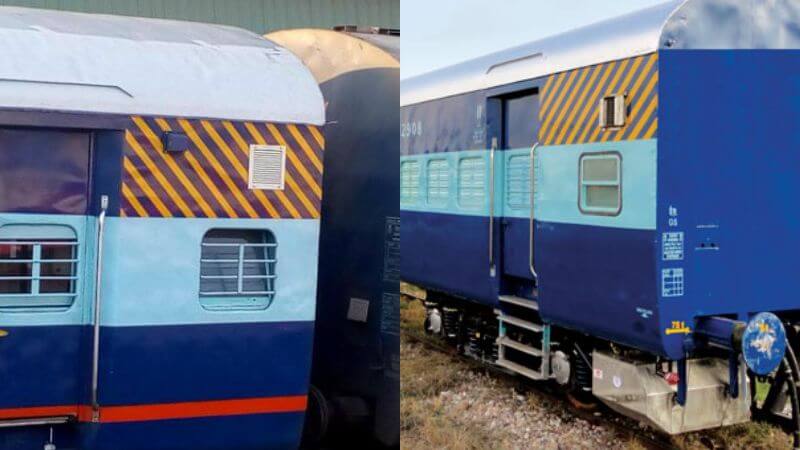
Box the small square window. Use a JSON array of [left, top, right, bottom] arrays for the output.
[[579, 153, 621, 216], [200, 229, 276, 310], [599, 94, 626, 129]]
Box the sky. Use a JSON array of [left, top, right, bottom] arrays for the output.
[[401, 0, 668, 79]]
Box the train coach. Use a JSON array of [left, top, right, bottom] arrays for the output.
[[0, 7, 324, 450], [401, 0, 800, 439], [267, 27, 400, 448]]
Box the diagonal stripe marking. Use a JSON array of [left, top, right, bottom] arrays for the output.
[[541, 70, 579, 143], [201, 120, 282, 218], [589, 57, 631, 143], [239, 122, 318, 218], [539, 72, 567, 120], [179, 120, 259, 218], [133, 117, 216, 218], [123, 157, 171, 217], [600, 56, 644, 141], [572, 61, 618, 144], [614, 55, 657, 142], [126, 131, 193, 217], [155, 118, 238, 218], [306, 125, 324, 149], [554, 64, 603, 145], [544, 66, 591, 145], [643, 118, 658, 139], [627, 93, 659, 141], [219, 121, 302, 219], [287, 124, 323, 173], [615, 54, 657, 142], [122, 182, 148, 217], [261, 123, 322, 199]]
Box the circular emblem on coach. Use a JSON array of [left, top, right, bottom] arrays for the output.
[[742, 312, 787, 376]]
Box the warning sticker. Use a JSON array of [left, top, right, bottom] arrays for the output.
[[662, 268, 685, 297], [381, 293, 400, 336], [662, 232, 684, 261], [383, 217, 400, 283]]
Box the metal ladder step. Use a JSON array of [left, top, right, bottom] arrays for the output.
[[496, 357, 546, 381], [498, 295, 539, 310], [498, 314, 543, 332], [497, 336, 542, 357]]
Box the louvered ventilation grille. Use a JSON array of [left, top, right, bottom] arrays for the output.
[[248, 145, 286, 190]]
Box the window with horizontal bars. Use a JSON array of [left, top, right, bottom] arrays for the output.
[[199, 229, 276, 310], [0, 238, 78, 308]]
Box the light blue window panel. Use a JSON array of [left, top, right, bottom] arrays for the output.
[[426, 159, 450, 207], [458, 157, 486, 209], [506, 154, 531, 210], [400, 160, 421, 206], [579, 153, 621, 216], [0, 224, 78, 309], [200, 229, 277, 311]]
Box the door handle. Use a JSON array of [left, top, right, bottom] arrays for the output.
[[489, 137, 497, 277], [90, 195, 109, 421], [529, 143, 540, 281]]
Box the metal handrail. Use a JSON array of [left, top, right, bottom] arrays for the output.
[[489, 137, 497, 277], [529, 142, 540, 280], [90, 195, 109, 421]]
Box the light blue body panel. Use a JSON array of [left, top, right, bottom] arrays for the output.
[[400, 140, 657, 231], [0, 214, 319, 327], [0, 213, 93, 326], [101, 217, 319, 326], [530, 140, 656, 230]]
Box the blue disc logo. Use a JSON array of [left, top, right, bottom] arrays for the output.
[[742, 312, 787, 376]]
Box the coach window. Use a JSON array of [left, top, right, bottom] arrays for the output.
[[579, 153, 621, 215], [426, 159, 450, 207], [0, 225, 79, 310], [458, 157, 486, 209], [506, 154, 531, 210], [199, 229, 276, 311], [400, 160, 421, 206]]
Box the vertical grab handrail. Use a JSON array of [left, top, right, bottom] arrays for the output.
[[90, 195, 109, 421], [529, 143, 540, 281], [489, 137, 497, 277]]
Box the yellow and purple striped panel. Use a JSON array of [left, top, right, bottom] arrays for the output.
[[538, 53, 658, 146], [121, 117, 324, 219]]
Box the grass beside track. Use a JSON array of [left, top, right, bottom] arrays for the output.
[[400, 294, 793, 450]]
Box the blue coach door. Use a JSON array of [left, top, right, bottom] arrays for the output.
[[0, 128, 93, 425], [491, 90, 540, 285]]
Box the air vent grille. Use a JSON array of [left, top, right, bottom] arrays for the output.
[[248, 144, 286, 190]]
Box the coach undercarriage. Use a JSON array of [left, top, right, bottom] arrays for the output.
[[419, 289, 800, 442]]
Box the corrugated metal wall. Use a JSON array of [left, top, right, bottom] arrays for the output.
[[0, 0, 399, 33]]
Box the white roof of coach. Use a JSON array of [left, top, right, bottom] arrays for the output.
[[0, 7, 324, 124], [402, 0, 800, 107]]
